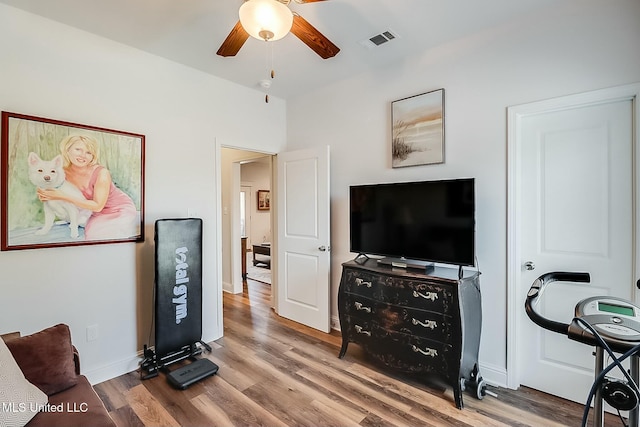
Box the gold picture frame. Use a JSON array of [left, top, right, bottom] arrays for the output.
[[392, 88, 445, 168], [257, 190, 270, 211]]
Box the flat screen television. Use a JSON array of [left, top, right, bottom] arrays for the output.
[[350, 178, 475, 268]]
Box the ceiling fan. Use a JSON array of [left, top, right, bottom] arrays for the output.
[[216, 0, 340, 60]]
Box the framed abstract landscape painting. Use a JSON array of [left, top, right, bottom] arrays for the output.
[[391, 88, 445, 168]]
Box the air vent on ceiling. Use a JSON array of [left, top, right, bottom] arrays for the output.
[[360, 29, 400, 49]]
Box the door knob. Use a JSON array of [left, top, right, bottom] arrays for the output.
[[319, 246, 327, 252], [524, 261, 536, 271]]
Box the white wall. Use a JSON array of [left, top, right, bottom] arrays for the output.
[[0, 4, 286, 384], [286, 0, 640, 386]]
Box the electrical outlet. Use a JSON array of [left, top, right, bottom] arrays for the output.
[[86, 324, 99, 342]]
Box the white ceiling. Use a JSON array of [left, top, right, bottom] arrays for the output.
[[1, 0, 558, 99]]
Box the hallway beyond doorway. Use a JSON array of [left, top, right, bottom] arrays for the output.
[[246, 250, 271, 285]]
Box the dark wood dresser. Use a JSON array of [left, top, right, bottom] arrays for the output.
[[337, 258, 484, 409]]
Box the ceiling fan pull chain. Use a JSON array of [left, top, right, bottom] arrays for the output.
[[269, 41, 275, 80], [260, 41, 272, 103], [262, 41, 276, 103]]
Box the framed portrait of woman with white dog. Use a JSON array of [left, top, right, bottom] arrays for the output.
[[1, 111, 145, 251]]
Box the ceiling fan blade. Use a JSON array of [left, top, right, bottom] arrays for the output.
[[217, 21, 250, 57], [291, 14, 340, 59]]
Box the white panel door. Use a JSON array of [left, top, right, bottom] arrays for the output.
[[518, 97, 634, 403], [276, 146, 330, 332]]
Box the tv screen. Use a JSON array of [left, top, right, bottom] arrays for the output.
[[350, 178, 475, 267]]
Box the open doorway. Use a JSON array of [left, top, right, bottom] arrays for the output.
[[218, 144, 331, 333], [220, 147, 273, 297], [240, 159, 272, 286]]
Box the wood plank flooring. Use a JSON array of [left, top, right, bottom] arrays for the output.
[[94, 279, 623, 426]]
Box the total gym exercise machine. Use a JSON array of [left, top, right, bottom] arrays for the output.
[[525, 272, 640, 427], [140, 218, 218, 389]]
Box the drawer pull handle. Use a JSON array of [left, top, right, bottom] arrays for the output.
[[413, 291, 438, 301], [412, 318, 437, 330], [355, 278, 372, 288], [412, 345, 438, 357], [354, 325, 371, 336], [354, 302, 372, 313]]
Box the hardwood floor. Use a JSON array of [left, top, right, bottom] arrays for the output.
[[94, 279, 624, 426]]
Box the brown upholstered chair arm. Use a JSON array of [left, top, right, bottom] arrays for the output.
[[1, 331, 21, 342], [72, 345, 81, 374]]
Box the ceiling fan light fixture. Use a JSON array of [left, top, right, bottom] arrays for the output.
[[239, 0, 293, 42]]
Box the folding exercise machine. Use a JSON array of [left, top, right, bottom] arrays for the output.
[[140, 218, 218, 388]]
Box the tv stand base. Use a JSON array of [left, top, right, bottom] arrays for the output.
[[377, 257, 434, 273]]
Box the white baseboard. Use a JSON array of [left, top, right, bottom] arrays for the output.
[[330, 314, 340, 331], [478, 362, 508, 389], [85, 352, 142, 385], [222, 280, 233, 293], [85, 334, 221, 385]]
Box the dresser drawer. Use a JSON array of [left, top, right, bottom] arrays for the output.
[[341, 294, 378, 323], [379, 281, 455, 315], [342, 293, 454, 342], [378, 302, 454, 341], [367, 329, 454, 378], [342, 268, 380, 298], [342, 268, 456, 315], [342, 316, 376, 345]]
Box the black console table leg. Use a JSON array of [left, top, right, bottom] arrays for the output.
[[454, 386, 464, 409], [338, 338, 348, 358]]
